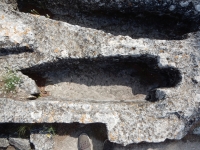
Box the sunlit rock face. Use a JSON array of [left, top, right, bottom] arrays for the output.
[[0, 0, 200, 145]]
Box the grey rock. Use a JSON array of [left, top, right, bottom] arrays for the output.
[[195, 4, 200, 12], [158, 53, 170, 67], [192, 76, 200, 83], [0, 0, 200, 146], [27, 95, 37, 100], [30, 134, 54, 150], [147, 88, 170, 101], [111, 140, 200, 150], [9, 138, 30, 150], [0, 98, 192, 145], [0, 137, 9, 148], [17, 72, 40, 96], [193, 127, 200, 135], [169, 5, 176, 11], [179, 1, 190, 7], [0, 0, 17, 10]]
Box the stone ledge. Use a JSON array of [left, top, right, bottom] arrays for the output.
[[0, 98, 188, 145]]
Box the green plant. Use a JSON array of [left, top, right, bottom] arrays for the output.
[[18, 126, 27, 137], [17, 125, 31, 138], [42, 125, 56, 136], [47, 126, 56, 135], [2, 70, 20, 93]]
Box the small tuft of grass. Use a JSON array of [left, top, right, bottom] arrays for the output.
[[1, 70, 21, 93], [18, 125, 31, 138], [47, 126, 56, 135], [31, 9, 40, 15], [41, 125, 56, 136]]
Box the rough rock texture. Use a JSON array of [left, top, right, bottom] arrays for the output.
[[0, 0, 200, 146], [112, 139, 200, 150], [0, 0, 17, 11], [30, 134, 54, 150], [17, 72, 40, 95], [193, 127, 200, 135], [0, 137, 9, 148], [9, 138, 31, 150], [0, 98, 194, 145]]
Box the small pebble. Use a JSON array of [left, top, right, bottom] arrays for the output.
[[27, 95, 37, 100]]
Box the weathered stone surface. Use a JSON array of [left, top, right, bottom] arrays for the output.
[[192, 76, 200, 83], [112, 140, 200, 150], [9, 138, 30, 150], [0, 0, 200, 146], [17, 72, 40, 95], [193, 127, 200, 135], [0, 0, 17, 11], [0, 98, 191, 145], [30, 134, 54, 150], [0, 137, 9, 148]]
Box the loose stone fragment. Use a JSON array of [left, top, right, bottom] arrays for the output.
[[30, 134, 54, 150], [9, 138, 31, 150], [0, 136, 9, 148]]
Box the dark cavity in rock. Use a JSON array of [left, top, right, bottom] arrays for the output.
[[0, 122, 107, 140], [17, 0, 200, 40], [21, 55, 182, 102]]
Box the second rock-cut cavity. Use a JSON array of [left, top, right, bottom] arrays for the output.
[[17, 0, 200, 40]]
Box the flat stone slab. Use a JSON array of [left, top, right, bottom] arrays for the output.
[[0, 98, 189, 145]]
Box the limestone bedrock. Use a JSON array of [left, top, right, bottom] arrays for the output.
[[0, 1, 200, 146]]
